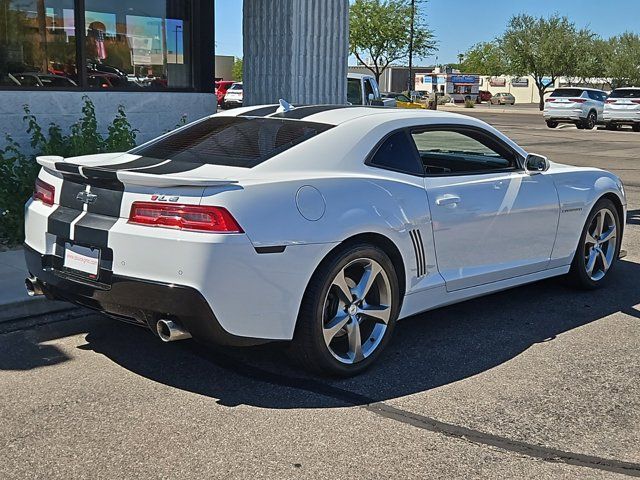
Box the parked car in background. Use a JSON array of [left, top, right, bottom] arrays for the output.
[[544, 87, 606, 129], [381, 92, 425, 109], [603, 87, 640, 132], [490, 92, 515, 105], [479, 90, 492, 102], [88, 73, 129, 89], [13, 73, 77, 88], [348, 73, 395, 107], [222, 82, 243, 108], [215, 80, 235, 106]]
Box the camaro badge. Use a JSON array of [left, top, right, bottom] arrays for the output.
[[76, 191, 98, 204]]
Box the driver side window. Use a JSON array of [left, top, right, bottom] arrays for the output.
[[411, 128, 518, 175]]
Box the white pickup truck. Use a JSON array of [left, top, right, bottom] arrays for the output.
[[347, 73, 396, 107]]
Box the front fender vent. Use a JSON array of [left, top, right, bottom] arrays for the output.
[[409, 229, 426, 278]]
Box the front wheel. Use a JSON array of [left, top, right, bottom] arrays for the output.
[[568, 198, 620, 289], [290, 244, 400, 376], [546, 120, 558, 128]]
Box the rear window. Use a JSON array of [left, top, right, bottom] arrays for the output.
[[609, 89, 640, 99], [130, 117, 333, 168], [551, 88, 584, 98], [228, 83, 242, 91]]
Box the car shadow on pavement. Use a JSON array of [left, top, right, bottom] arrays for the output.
[[64, 257, 640, 409]]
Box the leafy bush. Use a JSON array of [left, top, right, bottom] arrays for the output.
[[464, 98, 475, 108], [0, 96, 138, 246]]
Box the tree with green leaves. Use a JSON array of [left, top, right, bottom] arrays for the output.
[[232, 57, 243, 82], [503, 14, 582, 110], [349, 0, 437, 84], [606, 32, 640, 88], [460, 41, 506, 76]]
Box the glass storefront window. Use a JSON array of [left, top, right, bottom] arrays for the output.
[[0, 0, 78, 87], [0, 0, 195, 90], [84, 0, 191, 89]]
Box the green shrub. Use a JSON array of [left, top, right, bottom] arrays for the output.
[[0, 97, 139, 246], [464, 98, 475, 108]]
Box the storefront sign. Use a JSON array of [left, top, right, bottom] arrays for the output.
[[450, 75, 478, 84], [489, 77, 506, 87], [511, 77, 529, 87]]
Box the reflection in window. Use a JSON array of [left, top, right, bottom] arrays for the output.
[[84, 0, 191, 89], [0, 0, 78, 87]]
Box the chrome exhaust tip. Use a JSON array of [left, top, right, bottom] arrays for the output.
[[156, 319, 192, 342], [25, 277, 44, 297]]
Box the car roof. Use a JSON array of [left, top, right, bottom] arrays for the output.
[[219, 104, 477, 126]]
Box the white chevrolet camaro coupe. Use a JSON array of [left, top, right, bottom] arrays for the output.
[[24, 105, 626, 376]]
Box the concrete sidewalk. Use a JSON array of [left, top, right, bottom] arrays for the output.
[[0, 248, 75, 323]]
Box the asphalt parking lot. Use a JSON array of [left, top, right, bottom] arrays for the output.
[[1, 110, 639, 479]]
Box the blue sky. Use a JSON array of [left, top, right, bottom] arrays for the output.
[[214, 0, 640, 65]]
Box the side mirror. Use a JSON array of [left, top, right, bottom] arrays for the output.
[[525, 153, 550, 174]]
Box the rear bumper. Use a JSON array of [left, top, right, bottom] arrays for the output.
[[603, 111, 640, 123], [24, 244, 264, 346], [543, 109, 584, 121]]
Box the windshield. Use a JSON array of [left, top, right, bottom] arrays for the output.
[[130, 117, 333, 168], [551, 89, 584, 98], [609, 89, 640, 99]]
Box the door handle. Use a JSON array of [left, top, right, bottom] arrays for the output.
[[435, 194, 461, 206]]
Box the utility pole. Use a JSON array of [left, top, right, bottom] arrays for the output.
[[407, 0, 415, 94]]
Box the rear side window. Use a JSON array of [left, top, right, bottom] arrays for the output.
[[130, 117, 333, 168], [610, 89, 640, 99], [551, 88, 584, 98], [369, 131, 422, 175]]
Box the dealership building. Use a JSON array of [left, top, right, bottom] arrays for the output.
[[0, 0, 348, 147]]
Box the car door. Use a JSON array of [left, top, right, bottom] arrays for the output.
[[412, 125, 560, 291]]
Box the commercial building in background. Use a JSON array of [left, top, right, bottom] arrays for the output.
[[415, 69, 480, 103], [0, 0, 349, 147]]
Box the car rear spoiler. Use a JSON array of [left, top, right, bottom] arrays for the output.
[[36, 155, 239, 188]]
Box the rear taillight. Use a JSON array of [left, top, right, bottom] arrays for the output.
[[128, 202, 243, 233], [606, 99, 617, 104], [570, 98, 587, 103], [632, 100, 640, 104], [33, 178, 55, 206], [545, 98, 555, 103]]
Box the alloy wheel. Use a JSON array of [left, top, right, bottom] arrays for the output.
[[322, 258, 391, 364], [586, 112, 597, 129], [584, 208, 617, 281]]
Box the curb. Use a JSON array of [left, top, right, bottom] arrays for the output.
[[440, 105, 542, 115]]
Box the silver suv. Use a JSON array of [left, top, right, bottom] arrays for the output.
[[603, 87, 640, 132], [544, 87, 607, 129]]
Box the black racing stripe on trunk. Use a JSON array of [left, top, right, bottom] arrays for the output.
[[239, 105, 280, 117], [269, 105, 350, 120], [58, 179, 86, 209], [85, 185, 124, 217], [73, 213, 118, 249], [47, 206, 81, 239], [55, 162, 81, 174], [80, 167, 120, 181], [86, 156, 167, 172], [132, 159, 202, 175]]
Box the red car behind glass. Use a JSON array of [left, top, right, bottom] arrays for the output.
[[215, 81, 235, 105]]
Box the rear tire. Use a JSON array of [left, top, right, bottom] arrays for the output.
[[289, 244, 400, 376], [633, 124, 640, 133], [582, 111, 597, 130], [568, 198, 620, 289], [546, 120, 558, 128], [605, 123, 619, 131]]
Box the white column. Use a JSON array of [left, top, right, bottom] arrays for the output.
[[243, 0, 349, 106]]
